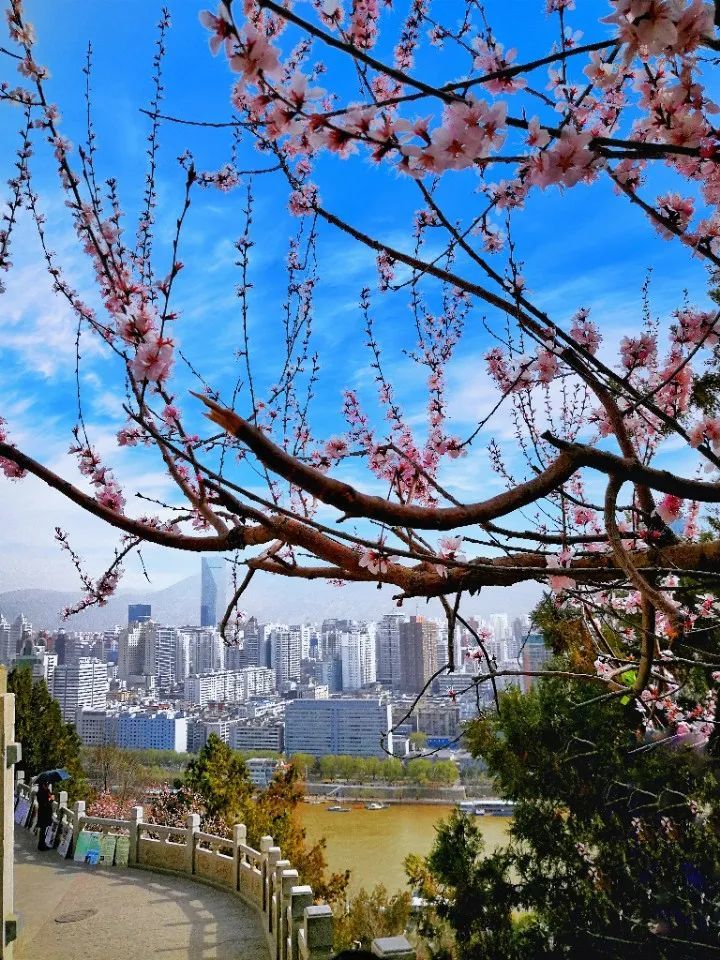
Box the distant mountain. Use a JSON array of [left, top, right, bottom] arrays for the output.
[[0, 571, 540, 630]]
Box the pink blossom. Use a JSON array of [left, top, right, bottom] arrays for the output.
[[535, 348, 560, 384], [199, 5, 234, 56], [583, 51, 618, 88], [161, 404, 180, 426], [655, 493, 684, 523], [526, 117, 550, 149], [358, 547, 389, 575], [527, 129, 596, 189], [546, 549, 575, 592], [229, 24, 282, 83], [130, 335, 174, 383], [620, 333, 657, 369], [569, 308, 602, 354], [324, 436, 348, 460], [117, 427, 141, 446]]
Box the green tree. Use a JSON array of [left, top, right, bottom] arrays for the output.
[[154, 736, 350, 904], [8, 666, 84, 796], [412, 668, 720, 960], [185, 734, 253, 819], [333, 884, 412, 951], [410, 731, 429, 751], [428, 760, 459, 786], [84, 743, 144, 803], [406, 758, 433, 784], [382, 757, 404, 784], [289, 753, 316, 780]]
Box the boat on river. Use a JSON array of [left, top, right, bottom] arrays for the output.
[[327, 805, 352, 812], [458, 799, 514, 816], [365, 802, 387, 810]]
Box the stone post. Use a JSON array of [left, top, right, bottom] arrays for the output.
[[259, 836, 274, 914], [277, 868, 298, 960], [58, 791, 68, 812], [186, 813, 200, 876], [271, 859, 290, 952], [128, 805, 144, 867], [288, 885, 313, 960], [300, 905, 334, 960], [0, 673, 20, 959], [262, 842, 280, 923], [233, 824, 247, 893], [371, 937, 416, 960], [72, 800, 86, 838]]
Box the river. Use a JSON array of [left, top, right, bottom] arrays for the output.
[[299, 802, 509, 895]]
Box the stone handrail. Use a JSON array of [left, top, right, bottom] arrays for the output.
[[13, 774, 416, 960]]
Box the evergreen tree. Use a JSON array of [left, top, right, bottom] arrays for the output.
[[8, 665, 85, 795], [409, 666, 720, 960]]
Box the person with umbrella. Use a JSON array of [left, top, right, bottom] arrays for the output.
[[34, 769, 69, 852]]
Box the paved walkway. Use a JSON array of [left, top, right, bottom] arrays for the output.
[[14, 825, 269, 960]]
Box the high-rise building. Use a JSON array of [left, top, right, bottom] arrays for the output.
[[399, 616, 439, 695], [0, 615, 12, 666], [200, 557, 225, 627], [340, 627, 376, 690], [375, 614, 403, 688], [128, 603, 152, 624], [118, 622, 150, 680], [183, 627, 225, 675], [143, 625, 180, 688], [11, 614, 32, 657], [270, 626, 301, 687], [285, 698, 393, 757], [522, 633, 550, 693], [52, 658, 108, 722]]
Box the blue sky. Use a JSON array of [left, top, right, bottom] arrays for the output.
[[0, 1, 717, 614]]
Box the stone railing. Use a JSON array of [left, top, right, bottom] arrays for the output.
[[13, 775, 415, 960]]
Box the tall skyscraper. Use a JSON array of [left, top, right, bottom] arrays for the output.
[[201, 557, 225, 627], [143, 625, 180, 688], [340, 627, 376, 691], [118, 622, 150, 680], [11, 614, 32, 657], [128, 603, 152, 624], [182, 627, 225, 674], [399, 616, 438, 695], [376, 614, 403, 689], [270, 626, 301, 687]]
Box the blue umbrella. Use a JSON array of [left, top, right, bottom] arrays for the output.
[[36, 768, 71, 783]]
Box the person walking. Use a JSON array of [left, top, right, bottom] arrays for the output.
[[36, 779, 54, 851]]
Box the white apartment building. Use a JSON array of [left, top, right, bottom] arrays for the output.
[[143, 625, 180, 688], [182, 627, 225, 675], [340, 628, 376, 691], [184, 667, 275, 707], [270, 626, 301, 687], [52, 658, 108, 723]]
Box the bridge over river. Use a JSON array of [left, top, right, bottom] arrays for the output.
[[13, 825, 268, 960]]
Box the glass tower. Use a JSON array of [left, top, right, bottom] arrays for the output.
[[200, 557, 225, 627]]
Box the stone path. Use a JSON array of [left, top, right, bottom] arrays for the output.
[[14, 825, 269, 960]]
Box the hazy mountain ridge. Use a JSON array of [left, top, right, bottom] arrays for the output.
[[0, 572, 539, 630]]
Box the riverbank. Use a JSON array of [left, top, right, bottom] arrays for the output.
[[305, 782, 485, 804]]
